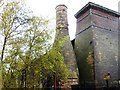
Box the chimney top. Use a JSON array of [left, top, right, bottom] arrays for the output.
[[55, 4, 67, 9]]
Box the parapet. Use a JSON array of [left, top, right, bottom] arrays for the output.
[[75, 2, 120, 19]]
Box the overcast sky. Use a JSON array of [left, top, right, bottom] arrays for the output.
[[0, 0, 119, 55], [25, 0, 119, 40]]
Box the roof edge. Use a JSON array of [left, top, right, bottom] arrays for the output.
[[75, 2, 120, 18]]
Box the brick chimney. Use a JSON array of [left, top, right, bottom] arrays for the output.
[[55, 4, 78, 79]]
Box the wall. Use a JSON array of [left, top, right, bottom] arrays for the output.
[[74, 3, 119, 88], [91, 9, 119, 87]]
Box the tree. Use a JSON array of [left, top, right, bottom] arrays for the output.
[[0, 0, 28, 89], [0, 0, 49, 88], [0, 0, 28, 63], [40, 36, 69, 88], [0, 0, 69, 89], [2, 14, 52, 88]]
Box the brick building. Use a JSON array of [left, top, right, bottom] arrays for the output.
[[74, 2, 120, 88], [55, 2, 120, 89]]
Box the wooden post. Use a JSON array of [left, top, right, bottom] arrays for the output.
[[54, 74, 56, 90]]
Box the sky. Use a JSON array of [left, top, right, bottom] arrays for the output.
[[0, 0, 119, 58], [25, 0, 119, 40]]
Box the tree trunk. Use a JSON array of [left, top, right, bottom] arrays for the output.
[[0, 36, 7, 89], [1, 36, 7, 63]]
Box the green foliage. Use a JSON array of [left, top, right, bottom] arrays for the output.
[[0, 0, 69, 89], [43, 37, 69, 86]]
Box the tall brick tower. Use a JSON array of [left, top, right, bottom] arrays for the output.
[[55, 4, 77, 78], [74, 2, 120, 88]]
